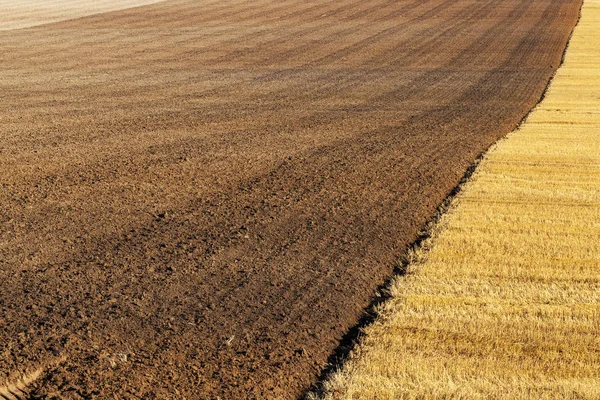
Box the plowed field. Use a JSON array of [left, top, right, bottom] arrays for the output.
[[0, 0, 581, 398]]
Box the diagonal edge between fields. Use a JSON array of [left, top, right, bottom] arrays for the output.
[[302, 0, 585, 397]]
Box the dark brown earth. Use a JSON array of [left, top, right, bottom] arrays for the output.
[[0, 0, 581, 398]]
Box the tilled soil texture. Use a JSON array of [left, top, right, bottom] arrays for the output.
[[0, 0, 581, 398]]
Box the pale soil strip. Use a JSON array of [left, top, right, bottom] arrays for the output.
[[0, 0, 165, 31], [0, 356, 64, 400], [0, 369, 42, 400], [315, 1, 600, 399]]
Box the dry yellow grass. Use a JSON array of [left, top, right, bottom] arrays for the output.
[[315, 1, 600, 399]]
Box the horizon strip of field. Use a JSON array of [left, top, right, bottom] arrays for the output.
[[314, 0, 600, 398], [0, 0, 165, 31]]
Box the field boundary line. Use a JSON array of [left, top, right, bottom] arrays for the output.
[[304, 0, 585, 397]]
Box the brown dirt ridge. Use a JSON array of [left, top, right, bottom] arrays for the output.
[[0, 0, 581, 398]]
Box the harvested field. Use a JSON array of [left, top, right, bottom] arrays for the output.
[[316, 1, 600, 398], [0, 0, 582, 398], [0, 0, 164, 30]]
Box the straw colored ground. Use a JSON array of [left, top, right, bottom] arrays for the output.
[[315, 1, 600, 399], [0, 0, 164, 30]]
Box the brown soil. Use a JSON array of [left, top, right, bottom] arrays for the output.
[[0, 0, 581, 398]]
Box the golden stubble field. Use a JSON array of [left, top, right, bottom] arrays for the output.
[[316, 1, 600, 398]]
